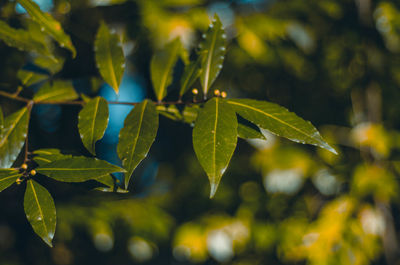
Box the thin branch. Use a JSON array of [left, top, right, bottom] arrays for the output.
[[0, 90, 204, 106]]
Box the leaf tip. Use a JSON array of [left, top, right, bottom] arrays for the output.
[[209, 182, 220, 199]]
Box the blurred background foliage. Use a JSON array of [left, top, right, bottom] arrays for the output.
[[1, 0, 400, 264]]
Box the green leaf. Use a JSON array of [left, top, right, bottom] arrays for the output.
[[0, 169, 21, 192], [33, 80, 78, 102], [17, 69, 48, 87], [179, 55, 203, 98], [16, 0, 76, 57], [156, 105, 182, 121], [24, 179, 56, 247], [0, 20, 50, 55], [193, 97, 238, 198], [36, 157, 125, 182], [117, 100, 159, 188], [182, 105, 200, 124], [0, 108, 29, 168], [78, 97, 109, 155], [151, 38, 182, 102], [33, 149, 72, 166], [237, 123, 266, 140], [33, 55, 65, 75], [199, 14, 226, 97], [94, 22, 125, 95], [227, 99, 337, 154], [0, 106, 4, 136]]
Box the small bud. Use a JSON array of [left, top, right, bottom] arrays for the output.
[[221, 91, 227, 98], [30, 170, 37, 176], [214, 89, 220, 96], [192, 88, 199, 95], [16, 178, 22, 185], [21, 164, 28, 170]]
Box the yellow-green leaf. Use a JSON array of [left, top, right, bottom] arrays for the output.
[[117, 100, 159, 188], [16, 0, 76, 57], [24, 179, 56, 247], [0, 108, 29, 168], [36, 157, 125, 182], [199, 14, 226, 98], [237, 122, 266, 140], [0, 20, 50, 55], [151, 38, 183, 102], [33, 80, 78, 102], [0, 169, 21, 192], [94, 22, 125, 95], [78, 97, 109, 155], [193, 97, 238, 198], [17, 69, 48, 87]]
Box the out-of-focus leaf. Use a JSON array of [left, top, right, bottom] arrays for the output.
[[17, 69, 48, 87], [157, 105, 182, 121], [199, 14, 226, 97], [33, 55, 65, 75], [0, 169, 21, 192], [179, 55, 203, 98], [227, 99, 336, 154], [95, 22, 125, 95], [33, 149, 72, 166], [16, 0, 76, 57], [0, 106, 4, 136], [0, 108, 29, 168], [193, 97, 238, 198], [24, 179, 56, 247], [0, 20, 50, 55], [237, 122, 266, 140], [183, 105, 199, 124], [33, 80, 78, 102], [78, 97, 109, 155], [151, 38, 182, 102], [117, 100, 159, 188], [36, 157, 125, 182]]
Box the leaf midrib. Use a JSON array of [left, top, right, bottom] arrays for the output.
[[203, 25, 219, 94], [212, 98, 219, 178], [29, 180, 48, 237], [227, 100, 320, 144], [158, 45, 179, 101], [0, 108, 27, 149], [126, 101, 147, 175], [103, 27, 119, 92]]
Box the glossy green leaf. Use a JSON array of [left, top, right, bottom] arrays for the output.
[[117, 100, 159, 188], [36, 157, 125, 182], [0, 20, 50, 55], [237, 123, 266, 140], [17, 69, 48, 87], [95, 22, 125, 95], [0, 108, 29, 168], [199, 14, 226, 97], [151, 38, 182, 102], [78, 97, 109, 155], [193, 97, 238, 198], [33, 149, 72, 166], [0, 169, 21, 192], [24, 179, 56, 247], [179, 55, 203, 98], [227, 99, 337, 154], [17, 0, 76, 57], [33, 80, 78, 102]]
